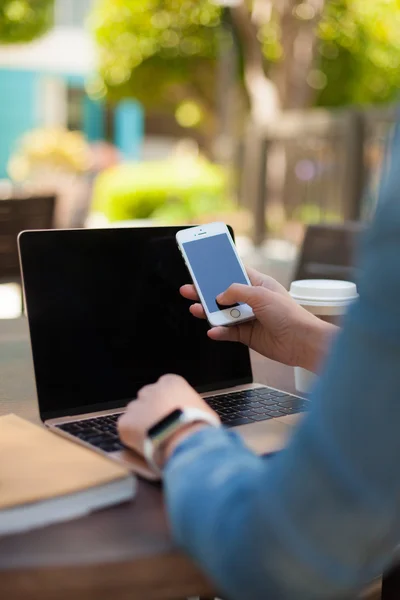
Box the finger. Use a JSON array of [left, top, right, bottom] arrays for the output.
[[137, 383, 157, 398], [246, 267, 266, 287], [120, 432, 142, 455], [207, 326, 239, 342], [118, 414, 140, 449], [158, 373, 185, 386], [189, 303, 206, 319], [180, 285, 199, 301], [217, 283, 267, 310], [208, 322, 253, 344], [124, 399, 137, 412], [118, 412, 131, 435], [247, 267, 287, 295]]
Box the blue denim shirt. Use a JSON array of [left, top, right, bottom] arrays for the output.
[[164, 131, 400, 600]]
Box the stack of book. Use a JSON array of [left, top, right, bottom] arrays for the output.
[[0, 414, 136, 536]]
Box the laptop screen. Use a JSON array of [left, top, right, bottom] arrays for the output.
[[19, 228, 253, 420]]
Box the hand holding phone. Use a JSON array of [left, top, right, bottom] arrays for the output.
[[176, 223, 255, 327]]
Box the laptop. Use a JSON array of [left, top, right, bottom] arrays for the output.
[[18, 227, 309, 480]]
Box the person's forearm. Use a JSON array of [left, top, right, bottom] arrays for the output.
[[165, 296, 400, 600], [297, 318, 338, 373], [165, 377, 398, 600]]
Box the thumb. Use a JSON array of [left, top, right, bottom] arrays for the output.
[[217, 283, 267, 311]]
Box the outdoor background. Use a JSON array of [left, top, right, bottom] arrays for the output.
[[1, 0, 400, 316]]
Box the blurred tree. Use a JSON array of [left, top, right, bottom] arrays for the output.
[[91, 0, 223, 139], [0, 0, 54, 44], [243, 0, 326, 111], [229, 2, 279, 124], [90, 0, 323, 132], [259, 0, 400, 107], [91, 0, 400, 137], [317, 0, 400, 107]]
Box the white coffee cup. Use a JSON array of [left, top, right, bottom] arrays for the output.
[[289, 279, 358, 394]]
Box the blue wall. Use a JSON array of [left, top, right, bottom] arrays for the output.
[[0, 70, 39, 178], [84, 96, 106, 142], [0, 69, 145, 179], [115, 100, 144, 160]]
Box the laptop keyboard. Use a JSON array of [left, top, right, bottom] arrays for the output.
[[55, 387, 310, 452], [56, 413, 124, 453], [205, 388, 310, 426]]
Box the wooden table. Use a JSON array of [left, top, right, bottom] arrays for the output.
[[0, 318, 296, 600], [0, 318, 381, 600]]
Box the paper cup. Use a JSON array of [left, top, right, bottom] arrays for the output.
[[289, 279, 358, 394]]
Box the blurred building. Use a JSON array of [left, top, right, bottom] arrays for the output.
[[0, 0, 144, 178]]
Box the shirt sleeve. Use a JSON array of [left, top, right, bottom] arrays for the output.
[[164, 130, 400, 600]]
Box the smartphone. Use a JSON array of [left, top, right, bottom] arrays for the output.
[[176, 222, 255, 327]]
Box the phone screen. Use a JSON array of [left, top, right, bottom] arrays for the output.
[[183, 233, 248, 313]]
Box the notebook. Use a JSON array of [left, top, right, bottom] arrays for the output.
[[0, 414, 136, 536]]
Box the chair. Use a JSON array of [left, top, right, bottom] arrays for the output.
[[293, 222, 365, 283], [382, 564, 400, 599], [0, 195, 56, 308]]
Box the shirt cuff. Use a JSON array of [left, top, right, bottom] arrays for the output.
[[165, 425, 248, 471]]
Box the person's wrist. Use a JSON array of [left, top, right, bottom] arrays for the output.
[[158, 422, 213, 467], [296, 317, 338, 372]]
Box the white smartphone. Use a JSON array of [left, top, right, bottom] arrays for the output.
[[176, 222, 255, 327]]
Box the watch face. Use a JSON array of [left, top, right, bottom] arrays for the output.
[[148, 409, 183, 443]]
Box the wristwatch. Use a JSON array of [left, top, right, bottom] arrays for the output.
[[143, 408, 220, 477]]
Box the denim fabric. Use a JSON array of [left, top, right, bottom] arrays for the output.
[[164, 129, 400, 600]]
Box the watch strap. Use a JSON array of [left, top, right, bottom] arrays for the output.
[[144, 408, 220, 477]]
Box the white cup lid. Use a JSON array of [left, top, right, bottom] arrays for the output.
[[289, 279, 358, 306]]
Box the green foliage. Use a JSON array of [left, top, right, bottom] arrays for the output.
[[90, 0, 222, 116], [92, 0, 400, 115], [256, 0, 400, 107], [92, 155, 229, 222], [317, 0, 400, 106], [0, 0, 54, 44]]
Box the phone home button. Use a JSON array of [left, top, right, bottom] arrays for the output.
[[230, 308, 241, 319]]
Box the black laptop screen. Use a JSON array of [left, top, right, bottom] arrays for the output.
[[19, 228, 253, 420]]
